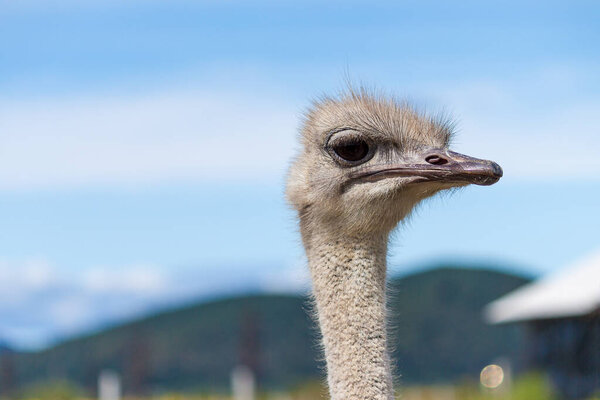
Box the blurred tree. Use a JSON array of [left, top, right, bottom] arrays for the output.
[[0, 345, 15, 398]]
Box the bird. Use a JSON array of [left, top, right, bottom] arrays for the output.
[[286, 88, 502, 400]]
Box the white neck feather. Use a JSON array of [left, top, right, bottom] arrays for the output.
[[305, 230, 394, 400]]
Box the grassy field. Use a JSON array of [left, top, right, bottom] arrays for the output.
[[5, 373, 600, 400]]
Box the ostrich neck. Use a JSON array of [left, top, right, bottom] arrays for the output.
[[305, 229, 394, 400]]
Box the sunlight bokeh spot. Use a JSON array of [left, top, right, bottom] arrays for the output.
[[480, 364, 504, 388]]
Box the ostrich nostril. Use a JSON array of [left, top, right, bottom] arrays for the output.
[[425, 154, 448, 165]]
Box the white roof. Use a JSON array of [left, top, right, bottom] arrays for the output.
[[485, 250, 600, 324]]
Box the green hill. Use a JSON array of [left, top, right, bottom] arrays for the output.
[[10, 266, 530, 394], [389, 266, 529, 383]]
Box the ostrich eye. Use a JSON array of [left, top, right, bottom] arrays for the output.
[[332, 140, 370, 162]]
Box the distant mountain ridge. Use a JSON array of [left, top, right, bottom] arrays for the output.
[[6, 265, 530, 394], [0, 341, 13, 356]]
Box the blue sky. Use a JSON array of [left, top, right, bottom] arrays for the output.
[[1, 0, 599, 349]]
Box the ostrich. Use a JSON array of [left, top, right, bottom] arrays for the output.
[[286, 89, 502, 400]]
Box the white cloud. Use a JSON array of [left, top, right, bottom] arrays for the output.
[[429, 72, 600, 179], [0, 259, 60, 304], [0, 90, 298, 190], [0, 259, 180, 348], [1, 72, 598, 192], [260, 259, 311, 294], [0, 258, 309, 349], [82, 265, 167, 295], [47, 296, 95, 330]]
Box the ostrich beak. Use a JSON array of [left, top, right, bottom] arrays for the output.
[[352, 149, 503, 186]]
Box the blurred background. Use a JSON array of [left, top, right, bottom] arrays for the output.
[[0, 1, 599, 399]]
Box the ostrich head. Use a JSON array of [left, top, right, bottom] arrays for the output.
[[287, 89, 503, 238], [286, 89, 502, 400]]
